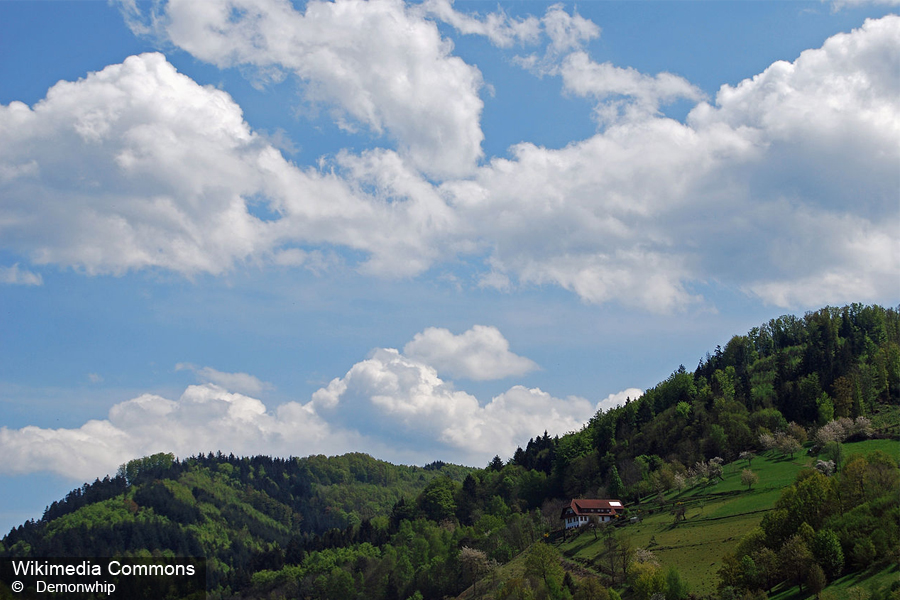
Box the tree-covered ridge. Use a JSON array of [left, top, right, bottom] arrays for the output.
[[513, 303, 899, 502], [1, 304, 897, 600], [0, 453, 474, 585], [22, 452, 471, 536]]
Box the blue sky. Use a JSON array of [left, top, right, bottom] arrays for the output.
[[0, 0, 897, 533]]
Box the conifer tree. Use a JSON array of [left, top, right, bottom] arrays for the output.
[[608, 466, 625, 499]]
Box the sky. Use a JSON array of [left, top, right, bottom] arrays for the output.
[[0, 0, 897, 534]]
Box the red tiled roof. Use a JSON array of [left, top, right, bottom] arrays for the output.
[[560, 498, 624, 519]]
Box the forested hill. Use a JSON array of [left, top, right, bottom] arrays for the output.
[[2, 451, 474, 543], [1, 452, 476, 593], [527, 302, 900, 501], [1, 303, 898, 600]]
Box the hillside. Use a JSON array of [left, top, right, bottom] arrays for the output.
[[553, 436, 899, 597], [1, 453, 474, 594], [1, 304, 898, 600]]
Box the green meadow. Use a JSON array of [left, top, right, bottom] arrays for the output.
[[764, 564, 899, 600], [555, 437, 900, 597]]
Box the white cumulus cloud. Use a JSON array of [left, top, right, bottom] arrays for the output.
[[686, 15, 900, 306], [403, 325, 538, 380], [0, 359, 604, 479], [0, 53, 274, 276], [0, 53, 457, 279], [121, 0, 486, 178], [176, 363, 274, 396], [2, 13, 897, 313], [312, 347, 595, 464], [0, 384, 352, 480], [441, 15, 899, 312], [0, 264, 42, 286], [596, 388, 644, 413], [561, 51, 705, 124], [0, 322, 645, 478], [415, 0, 542, 48], [540, 3, 601, 55]]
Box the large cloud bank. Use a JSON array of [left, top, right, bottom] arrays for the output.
[[0, 326, 629, 479], [1, 6, 897, 309], [0, 53, 451, 278]]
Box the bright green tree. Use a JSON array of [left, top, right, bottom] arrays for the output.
[[811, 529, 843, 579], [607, 466, 625, 499], [524, 542, 565, 592], [416, 477, 458, 522], [665, 566, 689, 600], [706, 424, 729, 458], [628, 562, 665, 600]]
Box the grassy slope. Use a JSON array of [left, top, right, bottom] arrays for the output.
[[556, 438, 899, 597], [766, 564, 899, 600], [558, 450, 810, 595]]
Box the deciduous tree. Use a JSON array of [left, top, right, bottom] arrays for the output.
[[811, 529, 843, 579], [779, 534, 812, 593], [741, 469, 759, 491], [524, 542, 564, 591]]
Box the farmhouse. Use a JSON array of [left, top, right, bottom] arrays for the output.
[[560, 498, 624, 529]]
